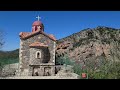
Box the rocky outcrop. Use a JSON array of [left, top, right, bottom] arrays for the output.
[[56, 26, 120, 69]]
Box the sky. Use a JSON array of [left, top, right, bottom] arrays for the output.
[[0, 11, 120, 51]]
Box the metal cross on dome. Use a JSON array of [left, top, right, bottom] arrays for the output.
[[36, 15, 41, 21]]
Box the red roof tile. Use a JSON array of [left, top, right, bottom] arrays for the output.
[[32, 21, 42, 26], [42, 32, 57, 41], [48, 34, 57, 41], [19, 30, 56, 41], [19, 32, 31, 38], [29, 42, 48, 47]]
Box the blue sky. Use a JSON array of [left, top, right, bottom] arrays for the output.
[[0, 11, 120, 51]]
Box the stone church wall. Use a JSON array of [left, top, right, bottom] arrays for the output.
[[19, 33, 56, 76], [29, 47, 50, 65]]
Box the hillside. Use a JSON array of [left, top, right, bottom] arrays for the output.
[[56, 26, 120, 77], [0, 49, 19, 65], [56, 26, 120, 60]]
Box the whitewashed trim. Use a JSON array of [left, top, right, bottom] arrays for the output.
[[36, 51, 41, 59]]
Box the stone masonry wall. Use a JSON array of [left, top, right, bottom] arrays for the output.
[[19, 33, 56, 76], [29, 47, 50, 65]]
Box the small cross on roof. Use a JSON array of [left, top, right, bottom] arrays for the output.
[[36, 15, 41, 21]]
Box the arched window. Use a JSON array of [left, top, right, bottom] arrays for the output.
[[36, 51, 41, 59]]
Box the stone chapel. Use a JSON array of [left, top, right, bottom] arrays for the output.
[[18, 16, 56, 76]]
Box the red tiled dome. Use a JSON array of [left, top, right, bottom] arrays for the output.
[[32, 21, 42, 26]]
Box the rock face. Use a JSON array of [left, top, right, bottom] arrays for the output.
[[56, 26, 120, 69]]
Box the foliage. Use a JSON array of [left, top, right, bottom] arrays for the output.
[[88, 61, 120, 79], [55, 56, 65, 65], [99, 28, 106, 35], [0, 49, 19, 65], [87, 31, 94, 39], [56, 55, 74, 65], [0, 62, 4, 69], [56, 55, 86, 76], [73, 38, 89, 48], [0, 58, 19, 65], [56, 55, 120, 79], [73, 63, 82, 75], [101, 39, 111, 44]]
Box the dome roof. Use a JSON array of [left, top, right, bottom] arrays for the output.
[[32, 21, 42, 26]]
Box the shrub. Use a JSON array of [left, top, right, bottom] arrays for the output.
[[73, 63, 82, 75], [56, 55, 120, 79], [55, 56, 64, 65], [87, 61, 120, 79], [56, 55, 87, 77]]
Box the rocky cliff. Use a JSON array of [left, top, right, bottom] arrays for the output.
[[56, 26, 120, 69]]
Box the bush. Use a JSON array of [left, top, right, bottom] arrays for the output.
[[87, 61, 120, 79], [0, 62, 4, 69], [56, 55, 87, 77], [56, 55, 120, 79], [55, 56, 65, 65], [0, 58, 19, 65], [73, 63, 82, 75]]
